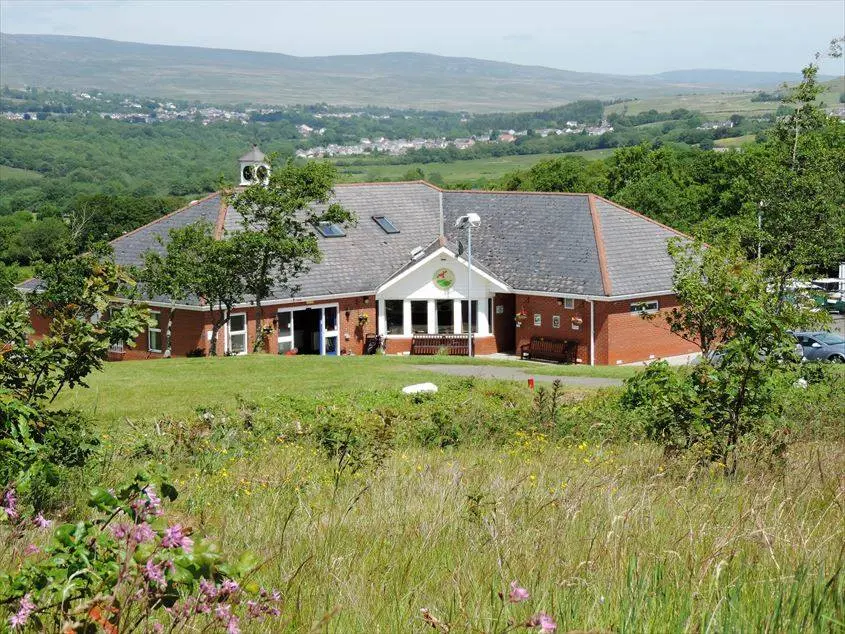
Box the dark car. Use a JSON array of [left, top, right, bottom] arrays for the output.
[[793, 331, 845, 363]]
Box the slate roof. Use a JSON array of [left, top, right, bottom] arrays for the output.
[[592, 196, 686, 296], [442, 192, 605, 295], [17, 182, 689, 303]]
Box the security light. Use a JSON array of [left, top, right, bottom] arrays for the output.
[[455, 213, 481, 229]]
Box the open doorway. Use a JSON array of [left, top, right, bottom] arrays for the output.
[[294, 308, 321, 354]]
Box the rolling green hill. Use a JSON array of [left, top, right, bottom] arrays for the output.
[[0, 33, 832, 112]]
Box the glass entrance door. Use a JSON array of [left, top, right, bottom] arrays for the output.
[[277, 305, 339, 355]]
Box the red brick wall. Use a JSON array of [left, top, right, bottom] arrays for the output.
[[126, 308, 210, 360], [514, 295, 591, 363], [596, 294, 699, 365]]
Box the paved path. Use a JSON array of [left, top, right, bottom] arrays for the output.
[[412, 364, 623, 388]]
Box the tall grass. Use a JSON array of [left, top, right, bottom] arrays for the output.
[[99, 440, 842, 632]]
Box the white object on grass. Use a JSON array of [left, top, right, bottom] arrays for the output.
[[402, 382, 438, 395]]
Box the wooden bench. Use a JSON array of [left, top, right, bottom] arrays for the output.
[[411, 334, 470, 356], [521, 337, 577, 363]]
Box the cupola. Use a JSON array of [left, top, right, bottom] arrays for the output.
[[238, 145, 269, 185]]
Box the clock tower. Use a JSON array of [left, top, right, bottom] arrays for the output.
[[238, 145, 269, 186]]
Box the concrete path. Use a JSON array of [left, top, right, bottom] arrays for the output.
[[412, 364, 623, 388]]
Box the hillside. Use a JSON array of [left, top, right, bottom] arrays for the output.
[[0, 33, 832, 112]]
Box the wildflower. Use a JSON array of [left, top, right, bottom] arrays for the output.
[[529, 613, 557, 633], [144, 559, 167, 589], [2, 489, 18, 520], [220, 579, 240, 596], [508, 581, 530, 603], [162, 524, 194, 553], [23, 544, 41, 556], [33, 513, 52, 529], [199, 578, 219, 599], [110, 522, 132, 540], [130, 522, 156, 544], [9, 594, 35, 629]]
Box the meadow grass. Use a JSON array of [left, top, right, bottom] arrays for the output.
[[30, 356, 845, 631], [0, 164, 43, 181], [100, 440, 845, 632]]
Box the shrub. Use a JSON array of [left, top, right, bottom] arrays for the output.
[[0, 471, 283, 632]]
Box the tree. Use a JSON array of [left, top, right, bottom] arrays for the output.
[[623, 240, 822, 473], [746, 44, 845, 289], [142, 222, 245, 356], [226, 159, 353, 352], [1, 246, 148, 503]]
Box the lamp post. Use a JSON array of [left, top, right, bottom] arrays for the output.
[[455, 213, 481, 357]]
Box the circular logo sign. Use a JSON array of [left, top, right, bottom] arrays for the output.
[[433, 268, 455, 290]]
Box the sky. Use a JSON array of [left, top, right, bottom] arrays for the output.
[[1, 0, 843, 75]]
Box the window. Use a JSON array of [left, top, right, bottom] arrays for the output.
[[372, 216, 399, 234], [436, 300, 454, 334], [148, 311, 162, 352], [385, 300, 404, 335], [411, 301, 428, 334], [461, 300, 479, 334], [228, 313, 247, 354], [630, 300, 659, 314], [316, 222, 346, 238], [563, 298, 575, 310]]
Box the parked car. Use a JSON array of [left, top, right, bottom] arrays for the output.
[[704, 340, 804, 367], [792, 331, 845, 363]]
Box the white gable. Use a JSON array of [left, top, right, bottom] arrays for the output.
[[376, 247, 508, 300]]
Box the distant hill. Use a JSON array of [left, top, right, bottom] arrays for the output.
[[653, 69, 833, 88], [0, 33, 837, 112]]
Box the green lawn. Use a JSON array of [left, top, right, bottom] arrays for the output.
[[55, 354, 635, 424], [333, 149, 613, 184]]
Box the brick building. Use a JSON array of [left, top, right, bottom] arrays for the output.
[[22, 150, 699, 365]]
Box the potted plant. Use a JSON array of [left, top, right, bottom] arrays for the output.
[[358, 313, 369, 327]]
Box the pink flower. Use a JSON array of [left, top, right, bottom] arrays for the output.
[[220, 579, 240, 596], [144, 559, 167, 589], [8, 594, 35, 629], [508, 580, 530, 603], [530, 613, 557, 633], [110, 522, 131, 540], [33, 513, 52, 529], [162, 524, 193, 552], [199, 578, 219, 599], [2, 489, 18, 520], [23, 544, 41, 556], [130, 522, 156, 544]]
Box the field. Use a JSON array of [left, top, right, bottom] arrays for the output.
[[714, 134, 757, 148], [333, 149, 613, 185], [14, 355, 837, 631], [606, 78, 844, 118]]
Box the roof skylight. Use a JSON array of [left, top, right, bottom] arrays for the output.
[[373, 215, 399, 234], [316, 222, 346, 238]]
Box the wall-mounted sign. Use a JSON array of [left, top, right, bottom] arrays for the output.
[[496, 304, 504, 315], [552, 315, 561, 329], [534, 313, 542, 326], [433, 268, 455, 290]]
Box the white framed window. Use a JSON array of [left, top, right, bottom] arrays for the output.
[[228, 312, 248, 355], [563, 298, 575, 310], [147, 311, 162, 352], [630, 300, 659, 314], [384, 300, 404, 335]]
